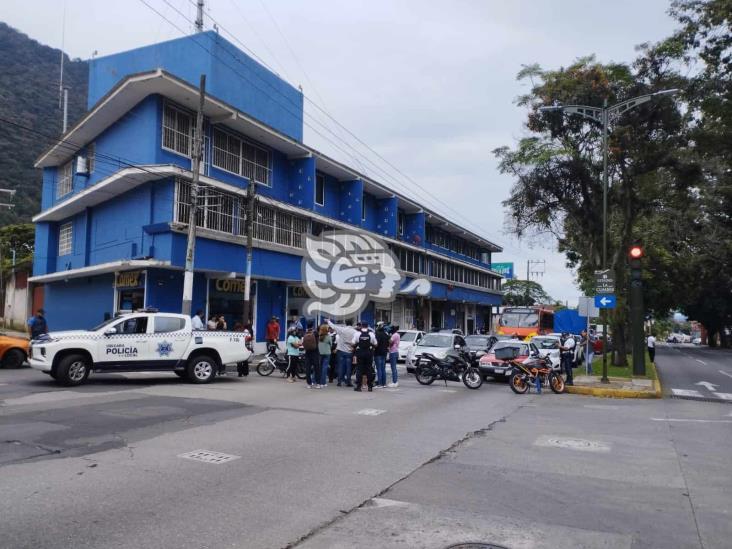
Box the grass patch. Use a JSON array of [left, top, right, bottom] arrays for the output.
[[588, 353, 657, 380]]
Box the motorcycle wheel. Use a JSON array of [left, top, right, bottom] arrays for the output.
[[296, 362, 307, 380], [510, 372, 530, 394], [549, 372, 565, 394], [415, 366, 436, 385], [462, 367, 483, 389], [257, 361, 275, 376]]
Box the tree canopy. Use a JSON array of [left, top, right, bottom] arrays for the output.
[[501, 279, 554, 307]]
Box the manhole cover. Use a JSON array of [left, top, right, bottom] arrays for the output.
[[178, 449, 241, 464], [445, 542, 507, 549], [534, 435, 611, 453]]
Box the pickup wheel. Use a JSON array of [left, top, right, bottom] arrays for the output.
[[55, 354, 91, 386], [187, 355, 217, 384], [2, 349, 26, 369]]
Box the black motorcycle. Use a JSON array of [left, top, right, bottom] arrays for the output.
[[256, 345, 306, 379], [414, 348, 483, 389]]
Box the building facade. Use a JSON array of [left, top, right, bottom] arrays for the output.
[[31, 32, 502, 348]]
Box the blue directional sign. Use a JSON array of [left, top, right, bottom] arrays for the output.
[[595, 295, 616, 309]]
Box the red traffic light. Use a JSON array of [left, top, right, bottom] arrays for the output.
[[629, 246, 643, 259]]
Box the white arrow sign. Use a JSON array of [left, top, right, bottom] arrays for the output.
[[695, 381, 719, 392], [599, 297, 612, 306]]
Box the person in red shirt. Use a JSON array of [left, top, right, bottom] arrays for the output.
[[266, 316, 281, 351]]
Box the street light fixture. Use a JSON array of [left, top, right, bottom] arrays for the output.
[[540, 88, 678, 382]]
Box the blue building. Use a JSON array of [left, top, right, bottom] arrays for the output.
[[31, 32, 503, 348]]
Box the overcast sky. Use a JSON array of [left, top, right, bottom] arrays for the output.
[[0, 0, 679, 305]]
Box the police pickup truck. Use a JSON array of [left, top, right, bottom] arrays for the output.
[[29, 310, 252, 386]]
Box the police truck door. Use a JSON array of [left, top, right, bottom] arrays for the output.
[[150, 315, 188, 367], [97, 315, 151, 371]]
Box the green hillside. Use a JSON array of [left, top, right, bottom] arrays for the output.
[[0, 22, 87, 224]]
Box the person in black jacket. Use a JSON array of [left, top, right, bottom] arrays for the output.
[[374, 322, 390, 388], [351, 322, 377, 392]]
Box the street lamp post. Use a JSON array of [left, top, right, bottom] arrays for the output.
[[540, 89, 677, 383]]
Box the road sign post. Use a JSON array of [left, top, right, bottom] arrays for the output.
[[578, 297, 599, 376], [594, 270, 615, 384]]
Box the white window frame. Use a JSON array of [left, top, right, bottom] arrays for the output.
[[162, 102, 194, 158], [56, 161, 73, 199], [315, 173, 325, 206], [87, 142, 96, 174], [58, 222, 72, 256], [211, 126, 272, 187]]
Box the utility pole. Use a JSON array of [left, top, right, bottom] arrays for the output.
[[62, 87, 69, 133], [195, 0, 204, 32], [242, 179, 256, 326], [539, 89, 677, 383], [181, 74, 206, 316]]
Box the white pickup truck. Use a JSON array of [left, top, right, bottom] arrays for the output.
[[29, 310, 252, 386]]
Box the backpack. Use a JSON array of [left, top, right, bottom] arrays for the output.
[[375, 330, 389, 355], [302, 331, 317, 351]]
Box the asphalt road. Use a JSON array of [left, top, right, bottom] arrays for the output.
[[2, 362, 730, 549], [655, 343, 732, 403]]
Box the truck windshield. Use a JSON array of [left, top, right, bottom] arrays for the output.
[[500, 312, 539, 328], [90, 317, 119, 331]]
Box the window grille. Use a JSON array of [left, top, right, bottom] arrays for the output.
[[58, 222, 72, 256], [212, 127, 272, 186], [87, 142, 96, 174], [163, 103, 193, 157], [56, 161, 73, 198]]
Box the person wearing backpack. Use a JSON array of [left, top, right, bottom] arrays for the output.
[[301, 322, 321, 388], [374, 322, 390, 388], [351, 321, 377, 392]]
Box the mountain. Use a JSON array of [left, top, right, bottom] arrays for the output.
[[0, 22, 88, 224]]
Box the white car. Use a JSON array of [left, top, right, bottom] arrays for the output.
[[29, 310, 252, 386], [528, 335, 561, 368], [397, 330, 424, 361], [406, 332, 469, 372]]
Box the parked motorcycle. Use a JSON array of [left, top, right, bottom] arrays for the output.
[[507, 351, 565, 395], [414, 347, 483, 389], [256, 345, 307, 379]]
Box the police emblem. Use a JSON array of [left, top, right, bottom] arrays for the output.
[[157, 341, 173, 357]]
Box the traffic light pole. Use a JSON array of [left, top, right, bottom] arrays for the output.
[[629, 247, 646, 376]]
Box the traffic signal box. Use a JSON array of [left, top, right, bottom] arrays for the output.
[[628, 245, 645, 376]]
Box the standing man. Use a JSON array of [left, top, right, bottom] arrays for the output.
[[27, 308, 48, 340], [374, 322, 390, 388], [388, 325, 400, 388], [191, 309, 205, 331], [646, 332, 656, 364], [351, 321, 377, 392], [327, 319, 357, 387], [266, 316, 281, 351], [559, 332, 576, 386], [301, 323, 320, 388]]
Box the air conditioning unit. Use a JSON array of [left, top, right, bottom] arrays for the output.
[[76, 155, 89, 175]]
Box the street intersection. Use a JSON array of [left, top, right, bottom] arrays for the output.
[[1, 349, 730, 549]]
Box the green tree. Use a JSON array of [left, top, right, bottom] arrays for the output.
[[494, 55, 691, 364], [0, 223, 34, 276], [501, 279, 553, 306]]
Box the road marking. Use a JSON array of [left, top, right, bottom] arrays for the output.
[[355, 408, 386, 416], [651, 418, 732, 424], [696, 359, 707, 365], [178, 450, 241, 464], [534, 436, 611, 453], [712, 392, 732, 401], [367, 497, 412, 509], [695, 381, 719, 392], [584, 404, 620, 410], [719, 370, 732, 379], [439, 389, 457, 393], [672, 388, 703, 398]]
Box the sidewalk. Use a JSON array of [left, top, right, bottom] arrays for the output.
[[566, 373, 661, 398]]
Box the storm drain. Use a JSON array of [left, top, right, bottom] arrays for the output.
[[178, 449, 241, 464], [445, 542, 507, 549]]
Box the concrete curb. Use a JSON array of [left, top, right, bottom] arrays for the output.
[[566, 361, 662, 399]]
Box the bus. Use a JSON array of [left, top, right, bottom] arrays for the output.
[[497, 307, 554, 340]]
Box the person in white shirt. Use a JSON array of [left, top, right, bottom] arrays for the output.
[[191, 309, 205, 331], [560, 332, 576, 386], [327, 319, 358, 387], [646, 334, 656, 363]]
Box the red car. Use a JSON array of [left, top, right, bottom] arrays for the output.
[[478, 340, 536, 381]]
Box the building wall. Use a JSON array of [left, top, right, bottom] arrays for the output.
[[88, 32, 304, 141], [2, 271, 31, 330], [44, 274, 115, 331]]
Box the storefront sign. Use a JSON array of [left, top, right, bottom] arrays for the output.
[[116, 271, 144, 288], [214, 279, 247, 293], [288, 286, 308, 299]]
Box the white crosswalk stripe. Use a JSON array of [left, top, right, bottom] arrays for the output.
[[712, 392, 732, 401], [671, 388, 703, 398]]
